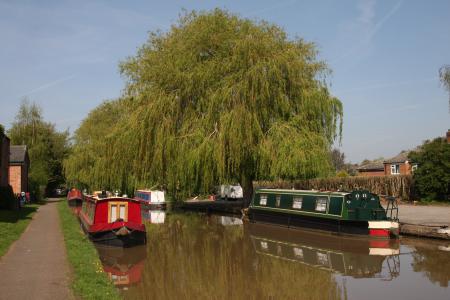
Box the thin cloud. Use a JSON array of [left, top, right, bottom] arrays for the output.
[[18, 74, 76, 97], [332, 0, 403, 63]]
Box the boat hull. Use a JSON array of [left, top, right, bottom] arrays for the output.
[[89, 229, 147, 247], [248, 207, 398, 238], [80, 221, 146, 247]]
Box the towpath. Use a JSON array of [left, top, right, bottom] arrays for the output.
[[0, 199, 74, 300], [398, 204, 450, 226]]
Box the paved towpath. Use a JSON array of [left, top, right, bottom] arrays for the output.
[[0, 199, 74, 300], [398, 204, 450, 227]]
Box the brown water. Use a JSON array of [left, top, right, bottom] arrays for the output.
[[95, 212, 450, 300]]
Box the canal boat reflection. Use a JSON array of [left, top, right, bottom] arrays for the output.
[[142, 210, 166, 224], [215, 215, 243, 226], [246, 222, 400, 280], [95, 245, 147, 289]]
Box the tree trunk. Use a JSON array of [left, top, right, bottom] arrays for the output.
[[241, 175, 254, 208]]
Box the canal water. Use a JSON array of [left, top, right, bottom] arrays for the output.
[[95, 211, 450, 300]]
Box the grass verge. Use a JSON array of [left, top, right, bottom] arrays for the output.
[[0, 204, 39, 257], [57, 201, 121, 300]]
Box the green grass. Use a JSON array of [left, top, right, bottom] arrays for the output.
[[57, 201, 121, 300], [0, 204, 39, 257]]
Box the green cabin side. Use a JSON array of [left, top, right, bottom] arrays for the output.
[[250, 189, 388, 222]]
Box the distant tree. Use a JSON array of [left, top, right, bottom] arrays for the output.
[[8, 99, 70, 197], [409, 137, 450, 201], [330, 148, 345, 172], [439, 65, 450, 112]]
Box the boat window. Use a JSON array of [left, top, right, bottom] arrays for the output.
[[317, 252, 329, 266], [111, 204, 117, 222], [119, 205, 126, 219], [315, 197, 328, 212], [108, 202, 128, 222], [293, 247, 304, 259], [292, 197, 303, 209], [275, 195, 281, 207], [259, 194, 267, 206]]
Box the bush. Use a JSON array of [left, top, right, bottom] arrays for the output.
[[409, 138, 450, 201], [0, 185, 17, 210]]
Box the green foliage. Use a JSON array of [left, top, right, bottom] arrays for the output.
[[8, 99, 70, 196], [57, 201, 121, 299], [64, 9, 343, 199], [409, 137, 450, 201], [336, 170, 349, 177], [0, 204, 39, 257], [63, 99, 127, 190], [0, 123, 4, 135]]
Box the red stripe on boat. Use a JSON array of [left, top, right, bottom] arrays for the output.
[[369, 229, 390, 237]]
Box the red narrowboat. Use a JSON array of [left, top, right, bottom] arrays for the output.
[[67, 188, 83, 213], [79, 192, 146, 247]]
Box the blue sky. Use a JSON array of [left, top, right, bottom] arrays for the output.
[[0, 0, 449, 162]]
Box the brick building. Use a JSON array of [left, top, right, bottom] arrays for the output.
[[356, 162, 384, 176], [9, 145, 29, 194], [357, 151, 417, 177], [0, 131, 10, 187], [383, 151, 417, 176]]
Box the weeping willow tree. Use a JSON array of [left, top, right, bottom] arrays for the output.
[[64, 99, 129, 189], [65, 9, 343, 201]]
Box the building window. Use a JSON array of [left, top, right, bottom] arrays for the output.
[[390, 164, 400, 175], [292, 197, 303, 209], [411, 164, 418, 173], [259, 194, 267, 206], [315, 197, 328, 212], [275, 195, 281, 207]]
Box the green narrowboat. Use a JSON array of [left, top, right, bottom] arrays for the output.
[[246, 188, 399, 238]]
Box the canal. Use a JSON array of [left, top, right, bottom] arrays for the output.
[[96, 211, 450, 299]]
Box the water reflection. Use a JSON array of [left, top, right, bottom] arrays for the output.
[[248, 222, 400, 280], [95, 245, 147, 289], [404, 237, 450, 287], [142, 210, 166, 224], [94, 212, 450, 299]]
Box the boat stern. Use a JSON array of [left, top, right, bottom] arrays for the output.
[[368, 221, 399, 238]]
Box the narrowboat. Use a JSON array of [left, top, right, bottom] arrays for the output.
[[134, 189, 166, 210], [79, 192, 146, 247], [247, 222, 400, 279], [67, 188, 83, 213], [246, 189, 399, 238], [216, 184, 243, 200]]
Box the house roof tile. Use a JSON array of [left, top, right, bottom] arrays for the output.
[[10, 145, 28, 163], [357, 162, 384, 171]]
